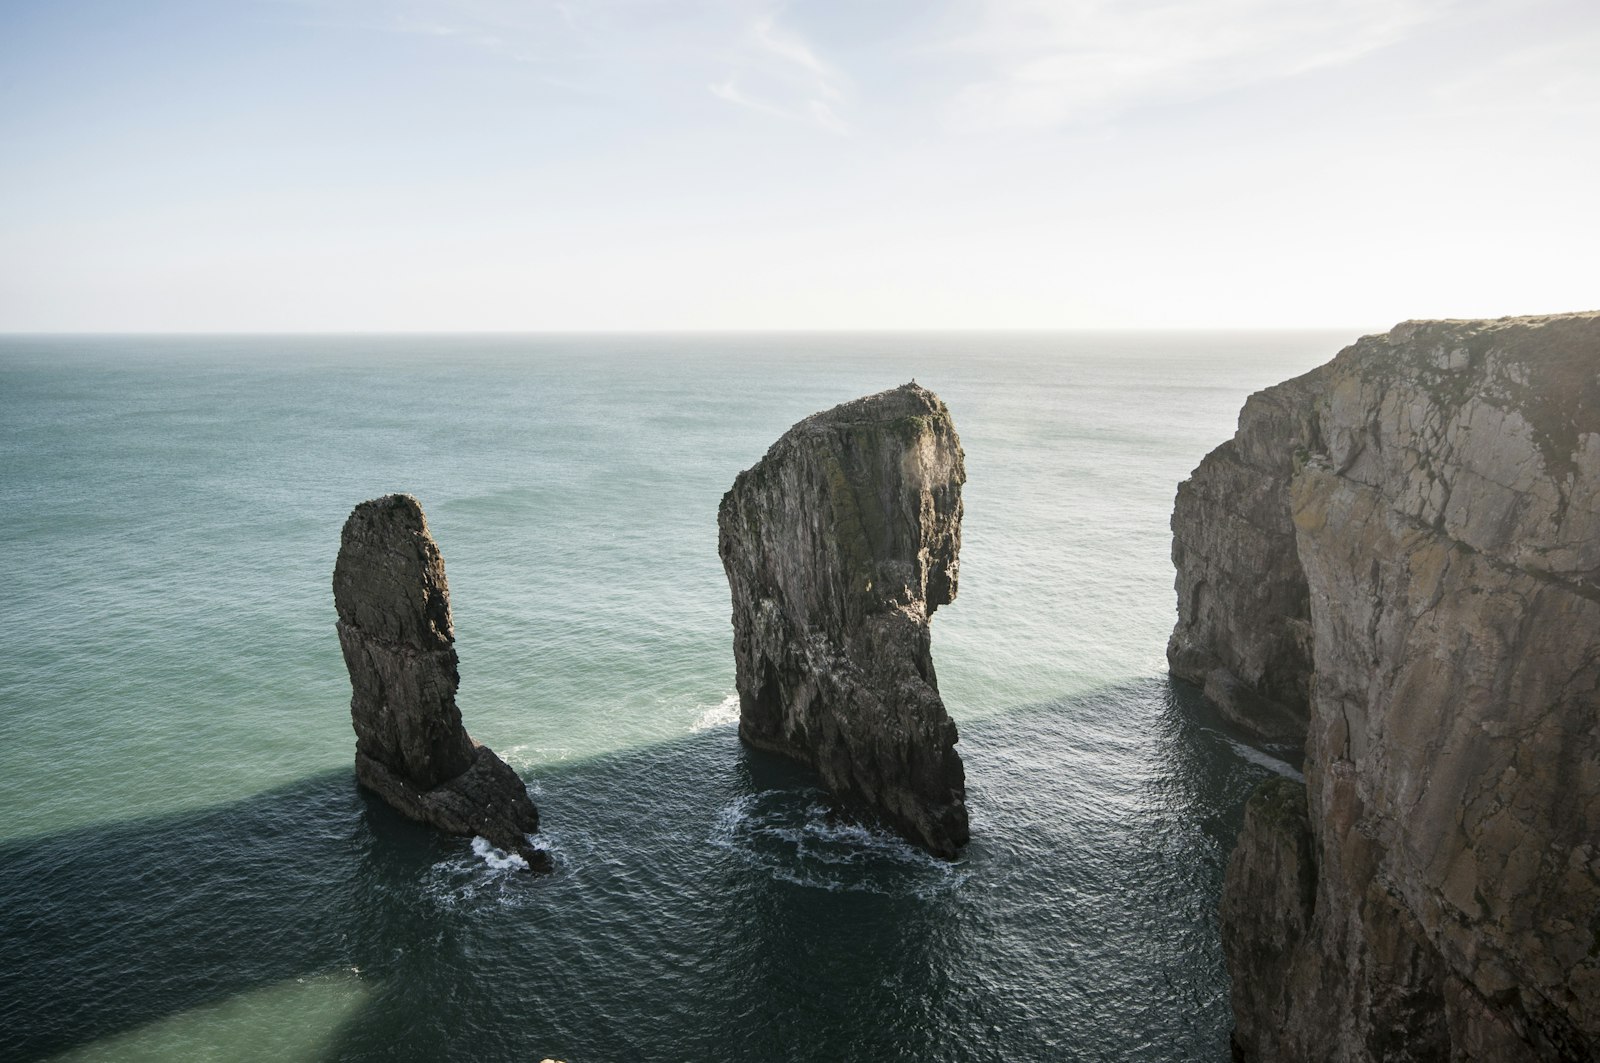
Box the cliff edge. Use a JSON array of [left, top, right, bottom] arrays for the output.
[[1175, 313, 1600, 1059], [717, 383, 969, 857], [334, 494, 544, 868]]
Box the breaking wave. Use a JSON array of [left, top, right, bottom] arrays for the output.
[[690, 693, 741, 732]]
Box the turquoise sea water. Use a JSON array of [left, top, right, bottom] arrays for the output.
[[1, 332, 1340, 1061]]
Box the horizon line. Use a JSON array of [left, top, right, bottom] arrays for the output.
[[0, 324, 1385, 337]]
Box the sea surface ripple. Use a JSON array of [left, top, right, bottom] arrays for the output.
[[0, 332, 1335, 1061]]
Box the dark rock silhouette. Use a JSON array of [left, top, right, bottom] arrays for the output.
[[718, 382, 969, 856], [334, 493, 544, 867], [1174, 313, 1600, 1059]]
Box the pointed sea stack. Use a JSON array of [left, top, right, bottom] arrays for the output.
[[333, 494, 544, 868], [718, 383, 969, 857]]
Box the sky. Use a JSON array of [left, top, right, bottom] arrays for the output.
[[1, 0, 1596, 331]]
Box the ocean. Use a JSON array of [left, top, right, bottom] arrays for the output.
[[1, 331, 1341, 1062]]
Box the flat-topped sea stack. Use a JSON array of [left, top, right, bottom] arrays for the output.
[[333, 494, 544, 868], [1173, 313, 1600, 1059], [718, 383, 969, 857]]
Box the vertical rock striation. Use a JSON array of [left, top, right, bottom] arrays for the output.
[[334, 494, 544, 867], [1175, 313, 1600, 1059], [718, 383, 969, 857], [1167, 370, 1322, 740]]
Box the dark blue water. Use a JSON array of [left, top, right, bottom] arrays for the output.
[[0, 332, 1332, 1061]]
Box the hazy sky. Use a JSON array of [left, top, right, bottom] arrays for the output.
[[2, 0, 1596, 330]]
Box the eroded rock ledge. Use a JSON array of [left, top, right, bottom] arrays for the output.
[[334, 494, 544, 868], [1174, 313, 1600, 1059], [718, 383, 969, 857]]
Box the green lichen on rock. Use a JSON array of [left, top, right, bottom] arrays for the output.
[[890, 413, 932, 443]]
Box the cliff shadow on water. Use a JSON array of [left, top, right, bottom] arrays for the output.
[[0, 679, 1294, 1063]]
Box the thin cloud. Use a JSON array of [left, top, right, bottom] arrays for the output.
[[808, 99, 850, 135], [709, 76, 789, 118], [283, 0, 852, 131], [750, 14, 845, 101], [708, 4, 852, 133], [1432, 33, 1600, 116], [389, 14, 508, 54], [709, 76, 851, 135], [942, 0, 1458, 129], [278, 0, 590, 67]]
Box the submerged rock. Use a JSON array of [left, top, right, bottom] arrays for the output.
[[1175, 313, 1600, 1059], [718, 383, 969, 857], [333, 494, 544, 868]]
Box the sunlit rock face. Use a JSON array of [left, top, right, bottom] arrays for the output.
[[334, 493, 544, 867], [718, 383, 969, 857], [1179, 313, 1600, 1059]]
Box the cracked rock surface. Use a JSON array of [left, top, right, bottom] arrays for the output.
[[334, 494, 544, 867], [1179, 313, 1600, 1059], [718, 383, 969, 857]]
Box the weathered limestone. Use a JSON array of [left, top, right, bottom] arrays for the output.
[[334, 494, 544, 867], [1176, 313, 1600, 1059], [718, 383, 969, 857], [1167, 370, 1322, 740]]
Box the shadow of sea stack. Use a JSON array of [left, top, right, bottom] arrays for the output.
[[718, 382, 969, 857], [333, 494, 544, 868]]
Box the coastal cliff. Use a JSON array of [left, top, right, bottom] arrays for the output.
[[1167, 366, 1321, 740], [1175, 313, 1600, 1059], [718, 383, 969, 857], [334, 494, 544, 867]]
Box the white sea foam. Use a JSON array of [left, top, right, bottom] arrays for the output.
[[420, 833, 558, 910], [1227, 739, 1305, 782], [503, 743, 574, 770], [471, 836, 530, 871], [709, 789, 969, 896], [690, 693, 740, 732]]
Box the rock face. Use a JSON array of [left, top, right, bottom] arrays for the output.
[[718, 383, 969, 857], [333, 494, 544, 867], [1167, 367, 1322, 740], [1175, 314, 1600, 1059]]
